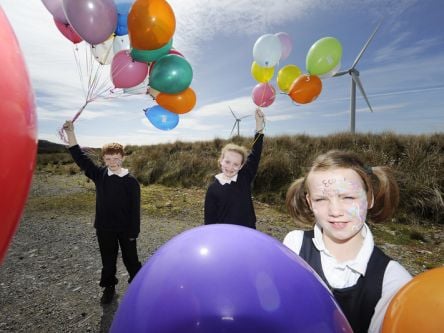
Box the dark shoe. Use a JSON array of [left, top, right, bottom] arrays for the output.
[[100, 286, 115, 305]]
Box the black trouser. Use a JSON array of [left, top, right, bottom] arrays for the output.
[[96, 229, 142, 288]]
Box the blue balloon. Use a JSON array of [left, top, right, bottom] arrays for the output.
[[110, 224, 352, 333], [145, 105, 179, 131], [113, 0, 135, 36]]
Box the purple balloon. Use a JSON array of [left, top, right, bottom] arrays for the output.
[[63, 0, 117, 45], [111, 224, 352, 333], [276, 32, 293, 61], [41, 0, 68, 23]]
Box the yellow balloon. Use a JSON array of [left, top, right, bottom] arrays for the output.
[[277, 64, 302, 93], [251, 61, 274, 83]]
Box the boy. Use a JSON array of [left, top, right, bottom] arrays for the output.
[[62, 121, 142, 304]]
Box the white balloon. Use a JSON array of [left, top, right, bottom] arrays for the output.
[[253, 34, 282, 68], [91, 38, 114, 65], [113, 34, 130, 54]]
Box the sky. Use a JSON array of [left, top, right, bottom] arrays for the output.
[[1, 0, 443, 147]]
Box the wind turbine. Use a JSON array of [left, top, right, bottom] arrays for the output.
[[229, 106, 251, 137], [333, 21, 382, 133]]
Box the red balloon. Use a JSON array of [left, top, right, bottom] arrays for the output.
[[289, 74, 322, 104], [0, 8, 37, 263], [53, 18, 83, 44]]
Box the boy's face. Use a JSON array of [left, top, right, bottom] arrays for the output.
[[103, 153, 123, 172]]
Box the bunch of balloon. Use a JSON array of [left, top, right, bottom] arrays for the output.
[[126, 0, 196, 130], [41, 0, 146, 135], [0, 8, 37, 263], [251, 33, 291, 108]]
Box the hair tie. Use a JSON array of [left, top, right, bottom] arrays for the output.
[[364, 165, 373, 175]]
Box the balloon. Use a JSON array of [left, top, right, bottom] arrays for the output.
[[252, 33, 282, 68], [144, 105, 179, 130], [111, 50, 149, 88], [276, 64, 302, 93], [114, 0, 136, 36], [53, 19, 83, 44], [130, 39, 173, 62], [149, 54, 193, 94], [148, 48, 183, 76], [113, 34, 130, 54], [110, 225, 352, 332], [63, 0, 118, 45], [0, 8, 37, 263], [306, 36, 342, 76], [252, 82, 276, 107], [156, 87, 196, 114], [382, 267, 444, 333], [128, 0, 176, 50], [91, 36, 114, 65], [289, 74, 322, 104], [251, 61, 275, 83], [275, 32, 292, 61], [41, 0, 68, 24]]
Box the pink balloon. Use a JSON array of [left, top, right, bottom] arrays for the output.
[[53, 19, 83, 44], [63, 0, 117, 45], [111, 50, 149, 88], [252, 83, 276, 107], [41, 0, 68, 24], [276, 32, 292, 61]]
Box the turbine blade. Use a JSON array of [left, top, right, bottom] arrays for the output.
[[240, 115, 252, 119], [351, 20, 383, 69], [333, 70, 349, 77], [230, 121, 237, 136], [351, 71, 373, 112], [229, 106, 237, 119]]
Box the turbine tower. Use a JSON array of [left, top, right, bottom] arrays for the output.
[[229, 106, 251, 137], [333, 21, 382, 133]]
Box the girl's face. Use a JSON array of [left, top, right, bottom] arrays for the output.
[[104, 153, 123, 172], [306, 168, 370, 245], [220, 150, 243, 178]]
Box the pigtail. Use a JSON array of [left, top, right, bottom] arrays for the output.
[[285, 177, 314, 225], [368, 166, 400, 223]]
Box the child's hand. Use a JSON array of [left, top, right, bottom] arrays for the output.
[[62, 120, 74, 133], [255, 108, 265, 133]]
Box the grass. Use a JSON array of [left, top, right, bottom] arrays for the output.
[[38, 132, 444, 226]]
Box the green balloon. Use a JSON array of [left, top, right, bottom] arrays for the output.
[[306, 37, 342, 76], [149, 54, 193, 94], [131, 39, 173, 62]]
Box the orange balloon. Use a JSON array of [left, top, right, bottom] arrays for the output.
[[128, 0, 176, 50], [156, 87, 196, 114], [382, 267, 444, 333], [288, 74, 322, 104]]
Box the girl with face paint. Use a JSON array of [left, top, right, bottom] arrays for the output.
[[283, 150, 412, 333]]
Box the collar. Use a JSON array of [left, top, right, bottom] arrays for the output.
[[107, 168, 129, 177], [215, 173, 238, 185], [312, 223, 374, 276]]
